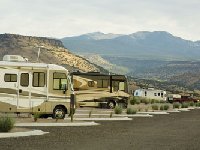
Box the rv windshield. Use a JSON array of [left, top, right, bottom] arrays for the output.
[[53, 72, 68, 90]]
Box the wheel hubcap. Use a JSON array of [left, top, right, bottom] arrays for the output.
[[55, 109, 64, 118]]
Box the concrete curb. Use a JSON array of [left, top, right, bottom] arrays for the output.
[[113, 114, 153, 117], [137, 112, 169, 115], [176, 108, 190, 111], [0, 130, 48, 138], [15, 122, 99, 127], [167, 110, 180, 113], [65, 117, 132, 121]]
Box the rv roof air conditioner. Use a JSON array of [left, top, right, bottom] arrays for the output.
[[3, 55, 28, 62]]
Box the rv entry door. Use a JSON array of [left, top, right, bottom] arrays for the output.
[[17, 71, 31, 111]]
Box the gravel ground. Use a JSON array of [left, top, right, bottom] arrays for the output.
[[1, 109, 200, 150]]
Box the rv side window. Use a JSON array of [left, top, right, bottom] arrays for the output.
[[154, 93, 157, 96], [158, 93, 160, 96], [97, 80, 109, 88], [33, 72, 45, 87], [53, 73, 67, 90], [88, 81, 95, 87], [103, 80, 108, 88], [119, 82, 125, 91], [161, 93, 163, 97], [20, 73, 29, 87], [4, 74, 17, 82]]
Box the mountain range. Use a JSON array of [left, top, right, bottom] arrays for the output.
[[61, 31, 200, 91], [61, 31, 200, 60]]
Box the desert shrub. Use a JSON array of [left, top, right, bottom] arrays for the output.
[[173, 102, 180, 109], [126, 108, 137, 114], [189, 101, 194, 107], [159, 100, 165, 103], [130, 97, 139, 105], [150, 99, 155, 104], [155, 100, 160, 103], [135, 99, 141, 104], [160, 105, 164, 110], [139, 98, 150, 104], [0, 116, 15, 132], [195, 102, 200, 107], [152, 104, 159, 110], [144, 99, 150, 105], [33, 113, 41, 122], [114, 106, 123, 114], [181, 102, 189, 108], [164, 105, 169, 110]]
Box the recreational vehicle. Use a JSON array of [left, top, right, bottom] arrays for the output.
[[72, 72, 129, 108], [0, 55, 74, 118], [134, 88, 167, 101]]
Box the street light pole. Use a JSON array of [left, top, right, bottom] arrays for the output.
[[36, 45, 44, 62]]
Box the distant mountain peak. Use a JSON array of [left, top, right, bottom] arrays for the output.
[[129, 31, 173, 39], [82, 32, 122, 40]]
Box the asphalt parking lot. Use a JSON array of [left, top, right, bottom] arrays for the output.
[[1, 109, 200, 150]]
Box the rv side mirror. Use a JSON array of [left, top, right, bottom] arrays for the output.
[[62, 84, 67, 94]]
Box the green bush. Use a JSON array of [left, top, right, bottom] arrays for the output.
[[155, 100, 160, 103], [140, 98, 146, 103], [189, 101, 194, 107], [114, 106, 123, 114], [181, 102, 189, 108], [130, 97, 138, 105], [135, 99, 141, 104], [150, 99, 155, 104], [126, 108, 137, 114], [195, 102, 200, 107], [139, 98, 150, 104], [152, 104, 159, 110], [0, 116, 15, 132], [159, 100, 165, 103], [144, 99, 150, 105], [164, 105, 169, 110], [160, 105, 164, 110], [33, 113, 41, 122], [173, 102, 180, 109]]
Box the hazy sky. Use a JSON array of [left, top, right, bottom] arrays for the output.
[[0, 0, 199, 40]]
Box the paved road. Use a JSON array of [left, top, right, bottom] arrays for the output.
[[1, 109, 200, 150]]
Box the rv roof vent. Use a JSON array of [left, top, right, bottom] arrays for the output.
[[3, 55, 28, 62]]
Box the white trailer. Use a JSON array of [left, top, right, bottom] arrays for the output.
[[134, 88, 167, 101], [0, 55, 74, 118]]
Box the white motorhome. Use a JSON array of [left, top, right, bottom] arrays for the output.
[[134, 88, 167, 101], [0, 55, 74, 118]]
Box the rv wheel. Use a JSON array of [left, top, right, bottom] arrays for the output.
[[53, 106, 66, 119], [107, 101, 116, 109]]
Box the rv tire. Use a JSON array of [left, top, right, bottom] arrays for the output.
[[107, 101, 116, 109], [53, 106, 66, 119]]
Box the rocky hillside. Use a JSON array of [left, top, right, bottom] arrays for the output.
[[81, 54, 128, 74], [0, 34, 100, 72]]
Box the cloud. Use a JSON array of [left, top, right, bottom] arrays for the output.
[[0, 0, 199, 40]]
